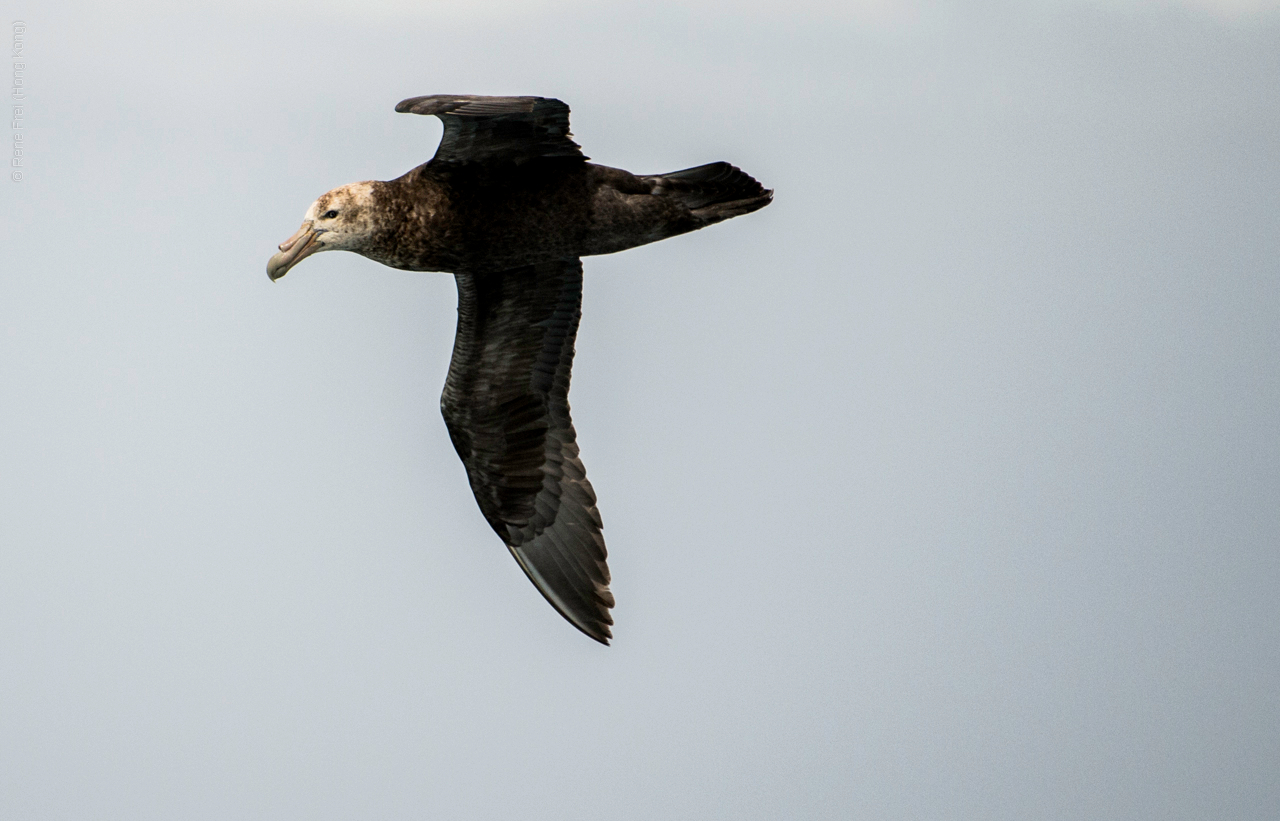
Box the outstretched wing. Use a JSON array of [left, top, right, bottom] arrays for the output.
[[440, 258, 613, 643], [395, 94, 586, 166]]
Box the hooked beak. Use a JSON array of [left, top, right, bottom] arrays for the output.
[[267, 223, 322, 281]]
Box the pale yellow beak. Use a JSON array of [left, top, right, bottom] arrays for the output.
[[267, 223, 321, 281]]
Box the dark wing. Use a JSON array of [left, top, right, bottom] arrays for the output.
[[441, 258, 613, 643], [395, 94, 586, 166]]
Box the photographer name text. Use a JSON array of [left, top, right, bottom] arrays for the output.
[[12, 21, 26, 182]]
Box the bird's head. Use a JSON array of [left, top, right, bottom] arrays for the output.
[[267, 182, 379, 280]]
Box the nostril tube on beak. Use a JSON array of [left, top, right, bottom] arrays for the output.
[[266, 223, 320, 281]]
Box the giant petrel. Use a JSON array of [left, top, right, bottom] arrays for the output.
[[268, 95, 772, 644]]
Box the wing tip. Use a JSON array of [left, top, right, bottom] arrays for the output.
[[394, 95, 435, 114], [507, 543, 615, 646], [584, 623, 613, 646]]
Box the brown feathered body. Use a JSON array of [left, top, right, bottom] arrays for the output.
[[361, 161, 764, 273]]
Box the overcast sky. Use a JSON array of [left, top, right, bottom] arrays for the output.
[[2, 1, 1278, 819]]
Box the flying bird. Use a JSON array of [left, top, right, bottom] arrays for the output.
[[268, 95, 772, 644]]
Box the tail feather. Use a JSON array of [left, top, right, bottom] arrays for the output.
[[644, 162, 774, 221]]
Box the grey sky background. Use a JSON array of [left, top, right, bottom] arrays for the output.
[[2, 1, 1278, 819]]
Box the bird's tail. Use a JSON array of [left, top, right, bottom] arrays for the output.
[[643, 162, 774, 224]]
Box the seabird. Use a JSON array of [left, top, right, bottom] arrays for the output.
[[268, 95, 772, 644]]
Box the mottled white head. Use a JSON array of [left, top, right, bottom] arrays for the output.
[[267, 182, 380, 280]]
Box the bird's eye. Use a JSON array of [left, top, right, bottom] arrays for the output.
[[323, 210, 339, 219]]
